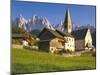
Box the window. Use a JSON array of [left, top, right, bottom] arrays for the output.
[[65, 38, 68, 43]]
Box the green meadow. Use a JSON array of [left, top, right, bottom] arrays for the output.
[[11, 48, 96, 74]]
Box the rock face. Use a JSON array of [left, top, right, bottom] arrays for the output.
[[15, 14, 28, 31], [15, 14, 55, 32]]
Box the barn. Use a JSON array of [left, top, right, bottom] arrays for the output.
[[38, 28, 75, 53]]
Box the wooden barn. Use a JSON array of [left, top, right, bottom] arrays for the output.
[[38, 28, 64, 53], [38, 28, 75, 53]]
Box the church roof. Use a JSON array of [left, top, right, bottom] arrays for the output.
[[63, 8, 72, 33], [72, 28, 88, 40]]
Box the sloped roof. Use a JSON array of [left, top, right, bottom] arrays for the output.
[[38, 28, 64, 39], [63, 8, 72, 33], [47, 28, 64, 39], [56, 29, 73, 37], [72, 28, 88, 40], [12, 34, 25, 38], [38, 28, 73, 40]]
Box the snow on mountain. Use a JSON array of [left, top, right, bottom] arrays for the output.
[[15, 15, 55, 32], [55, 21, 64, 31], [15, 14, 28, 30]]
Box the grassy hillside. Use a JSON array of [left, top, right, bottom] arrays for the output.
[[11, 48, 96, 74]]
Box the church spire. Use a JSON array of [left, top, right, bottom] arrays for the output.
[[63, 8, 72, 33]]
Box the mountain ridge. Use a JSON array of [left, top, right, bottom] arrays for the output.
[[15, 14, 55, 32], [13, 14, 96, 36]]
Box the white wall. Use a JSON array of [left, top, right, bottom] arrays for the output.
[[64, 37, 75, 51]]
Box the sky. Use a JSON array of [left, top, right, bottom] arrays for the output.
[[11, 1, 96, 27]]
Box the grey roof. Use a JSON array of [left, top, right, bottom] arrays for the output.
[[38, 28, 64, 39], [38, 28, 73, 40], [72, 28, 88, 40], [56, 29, 73, 37], [47, 29, 64, 39]]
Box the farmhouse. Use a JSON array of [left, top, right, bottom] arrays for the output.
[[12, 33, 32, 47], [38, 8, 93, 53], [38, 28, 75, 53], [38, 8, 75, 53]]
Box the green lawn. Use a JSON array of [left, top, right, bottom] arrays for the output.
[[11, 48, 96, 74]]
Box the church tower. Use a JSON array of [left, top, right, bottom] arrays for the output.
[[63, 8, 72, 33]]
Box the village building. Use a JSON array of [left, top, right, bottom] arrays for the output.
[[72, 28, 93, 51], [38, 9, 75, 53], [38, 8, 93, 53], [38, 28, 75, 53], [12, 33, 31, 47], [38, 28, 64, 53]]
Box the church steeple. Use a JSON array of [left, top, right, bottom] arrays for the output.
[[63, 8, 72, 33]]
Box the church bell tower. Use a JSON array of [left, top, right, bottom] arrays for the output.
[[63, 8, 72, 33]]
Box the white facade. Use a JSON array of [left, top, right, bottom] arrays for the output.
[[64, 36, 75, 52], [85, 29, 93, 49]]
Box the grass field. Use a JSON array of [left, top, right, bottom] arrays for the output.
[[11, 48, 96, 74]]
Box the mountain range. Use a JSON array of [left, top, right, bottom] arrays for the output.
[[15, 14, 55, 32], [13, 14, 96, 36]]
